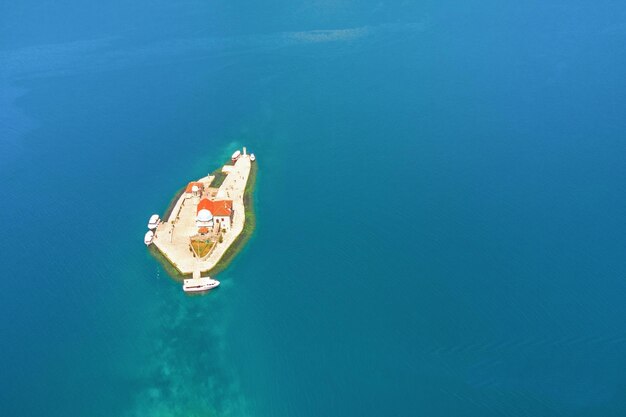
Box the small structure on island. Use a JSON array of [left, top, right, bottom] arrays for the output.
[[207, 200, 234, 231], [196, 198, 233, 233], [196, 198, 214, 229], [186, 181, 204, 198]]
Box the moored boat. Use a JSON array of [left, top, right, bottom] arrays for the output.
[[183, 277, 220, 293], [250, 153, 256, 162], [231, 150, 241, 162], [147, 214, 160, 230], [144, 230, 154, 245]]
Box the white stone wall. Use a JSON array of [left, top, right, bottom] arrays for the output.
[[214, 216, 231, 231]]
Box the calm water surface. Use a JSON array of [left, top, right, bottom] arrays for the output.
[[2, 1, 626, 416]]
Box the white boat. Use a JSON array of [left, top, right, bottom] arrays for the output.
[[183, 277, 220, 293], [147, 214, 160, 230], [250, 153, 256, 162], [231, 150, 241, 162], [144, 230, 154, 245]]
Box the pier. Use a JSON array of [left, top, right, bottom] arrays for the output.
[[152, 151, 253, 275]]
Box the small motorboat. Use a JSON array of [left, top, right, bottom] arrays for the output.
[[144, 230, 154, 245], [147, 214, 160, 230], [231, 150, 241, 162], [183, 277, 220, 293], [250, 153, 256, 162]]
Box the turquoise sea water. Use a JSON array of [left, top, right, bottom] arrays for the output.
[[2, 1, 626, 416]]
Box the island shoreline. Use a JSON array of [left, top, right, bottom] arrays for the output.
[[149, 156, 258, 280]]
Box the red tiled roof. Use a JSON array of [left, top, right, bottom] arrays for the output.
[[197, 198, 211, 213], [185, 182, 204, 193], [197, 199, 232, 217]]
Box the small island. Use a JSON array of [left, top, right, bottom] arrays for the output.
[[145, 147, 256, 290]]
